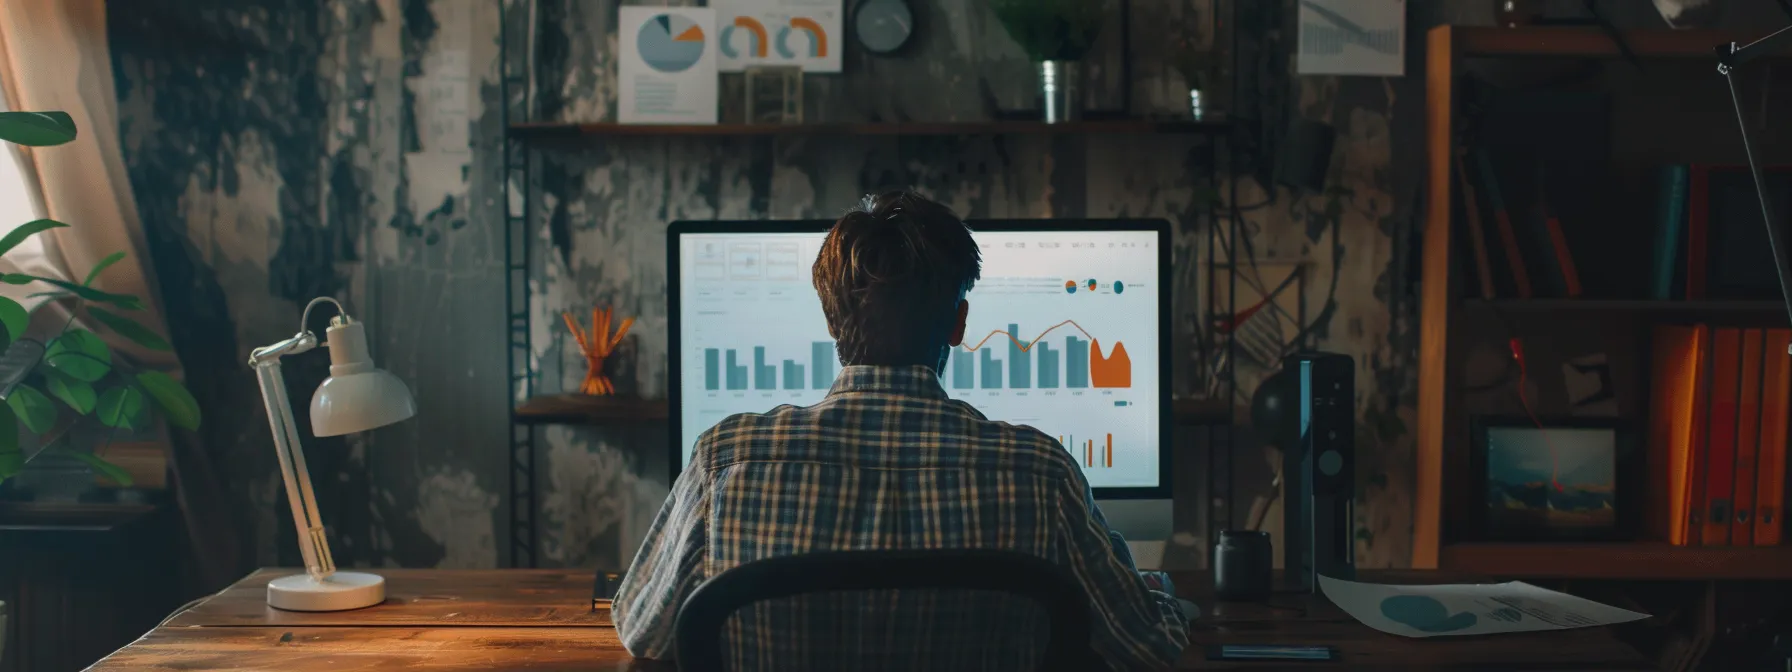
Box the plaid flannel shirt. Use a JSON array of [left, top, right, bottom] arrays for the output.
[[614, 365, 1190, 670]]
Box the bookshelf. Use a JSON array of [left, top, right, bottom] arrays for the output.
[[1417, 25, 1792, 576], [505, 119, 1229, 141]]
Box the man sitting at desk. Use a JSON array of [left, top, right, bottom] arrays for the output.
[[613, 191, 1190, 670]]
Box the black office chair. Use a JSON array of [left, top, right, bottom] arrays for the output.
[[674, 548, 1096, 672]]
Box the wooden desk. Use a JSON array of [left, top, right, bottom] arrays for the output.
[[94, 569, 1651, 670]]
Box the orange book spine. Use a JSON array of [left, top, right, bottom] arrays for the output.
[[1733, 330, 1764, 545], [1702, 329, 1741, 546], [1685, 326, 1714, 546], [1757, 329, 1791, 546], [1650, 324, 1707, 546]]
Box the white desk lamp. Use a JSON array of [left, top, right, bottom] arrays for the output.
[[249, 297, 415, 611]]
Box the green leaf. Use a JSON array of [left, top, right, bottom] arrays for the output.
[[0, 219, 67, 259], [45, 329, 111, 382], [2, 274, 141, 310], [6, 384, 56, 433], [96, 385, 146, 429], [0, 296, 26, 344], [65, 451, 133, 487], [135, 371, 200, 430], [0, 412, 17, 481], [82, 251, 126, 287], [0, 111, 77, 147], [88, 306, 171, 351], [46, 371, 96, 414]]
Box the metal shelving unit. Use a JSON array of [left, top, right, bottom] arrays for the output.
[[498, 0, 539, 569], [495, 0, 1245, 568]]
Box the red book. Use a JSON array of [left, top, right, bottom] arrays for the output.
[[1732, 330, 1764, 545], [1758, 329, 1792, 546], [1685, 166, 1711, 299], [1703, 328, 1742, 546]]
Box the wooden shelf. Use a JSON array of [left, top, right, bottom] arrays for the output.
[[514, 394, 669, 425], [1452, 25, 1769, 59], [515, 394, 1231, 427], [0, 502, 162, 533], [1439, 542, 1792, 580], [508, 119, 1229, 140], [1464, 298, 1786, 317]]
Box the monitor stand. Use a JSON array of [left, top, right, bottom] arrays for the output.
[[1097, 498, 1173, 570]]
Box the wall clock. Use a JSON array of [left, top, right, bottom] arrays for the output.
[[855, 0, 914, 55]]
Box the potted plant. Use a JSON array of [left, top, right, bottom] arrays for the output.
[[988, 0, 1106, 123], [0, 111, 202, 495]]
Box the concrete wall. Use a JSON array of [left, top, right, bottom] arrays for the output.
[[113, 0, 1766, 576]]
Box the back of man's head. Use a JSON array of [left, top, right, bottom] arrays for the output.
[[813, 191, 981, 368]]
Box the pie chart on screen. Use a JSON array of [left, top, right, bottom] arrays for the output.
[[639, 14, 707, 73]]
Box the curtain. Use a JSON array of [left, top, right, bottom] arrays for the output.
[[0, 0, 240, 591]]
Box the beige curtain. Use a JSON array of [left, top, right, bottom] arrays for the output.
[[0, 0, 174, 362], [0, 0, 241, 590]]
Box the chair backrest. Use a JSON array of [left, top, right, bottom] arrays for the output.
[[673, 548, 1094, 672]]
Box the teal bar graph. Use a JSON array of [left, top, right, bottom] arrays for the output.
[[753, 347, 776, 390], [1007, 323, 1031, 389], [1066, 336, 1089, 388], [1037, 342, 1059, 388], [811, 341, 834, 388], [951, 350, 974, 389], [782, 360, 804, 390], [980, 349, 1002, 389], [704, 349, 720, 390], [708, 342, 840, 391], [725, 350, 748, 390]]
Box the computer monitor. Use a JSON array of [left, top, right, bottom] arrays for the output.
[[666, 219, 1174, 551]]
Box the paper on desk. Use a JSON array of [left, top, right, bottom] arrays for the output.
[[1318, 575, 1648, 638]]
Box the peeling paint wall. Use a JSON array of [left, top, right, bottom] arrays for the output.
[[106, 0, 1490, 575]]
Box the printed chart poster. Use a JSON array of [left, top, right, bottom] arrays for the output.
[[1296, 0, 1404, 76], [619, 7, 719, 124], [715, 0, 843, 73]]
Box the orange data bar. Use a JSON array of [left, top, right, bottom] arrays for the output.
[[1106, 433, 1113, 468]]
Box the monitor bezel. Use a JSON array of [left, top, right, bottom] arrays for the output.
[[666, 218, 1174, 500]]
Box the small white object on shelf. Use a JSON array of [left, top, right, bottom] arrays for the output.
[[249, 297, 416, 611]]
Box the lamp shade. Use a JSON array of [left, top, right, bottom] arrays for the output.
[[308, 319, 416, 437]]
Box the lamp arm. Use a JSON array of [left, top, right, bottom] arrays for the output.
[[253, 352, 338, 581], [1716, 40, 1792, 353], [249, 331, 318, 364]]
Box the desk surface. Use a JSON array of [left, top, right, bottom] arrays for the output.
[[95, 569, 1651, 671]]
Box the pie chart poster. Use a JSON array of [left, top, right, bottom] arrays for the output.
[[620, 7, 719, 124]]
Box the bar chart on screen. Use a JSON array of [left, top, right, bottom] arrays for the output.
[[704, 341, 837, 391], [949, 320, 1133, 390], [1060, 433, 1117, 468]]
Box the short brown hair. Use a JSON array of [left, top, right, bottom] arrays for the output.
[[813, 191, 981, 367]]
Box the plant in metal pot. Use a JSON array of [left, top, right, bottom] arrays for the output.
[[988, 0, 1106, 62], [0, 111, 202, 491]]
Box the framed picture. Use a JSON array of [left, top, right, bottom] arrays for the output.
[[1469, 417, 1637, 542]]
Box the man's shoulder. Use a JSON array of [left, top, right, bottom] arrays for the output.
[[693, 398, 1076, 475]]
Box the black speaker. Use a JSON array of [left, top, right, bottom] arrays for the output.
[[1273, 120, 1336, 193], [1281, 352, 1354, 593]]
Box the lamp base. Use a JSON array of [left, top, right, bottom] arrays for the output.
[[267, 572, 386, 611]]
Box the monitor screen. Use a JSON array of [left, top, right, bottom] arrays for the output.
[[669, 220, 1168, 492]]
